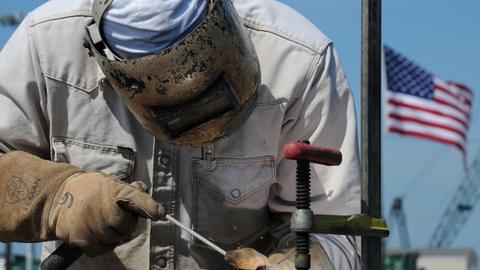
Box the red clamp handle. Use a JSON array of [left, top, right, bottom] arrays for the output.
[[283, 141, 342, 166]]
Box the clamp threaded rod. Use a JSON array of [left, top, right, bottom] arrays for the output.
[[283, 140, 342, 270], [295, 141, 311, 270]]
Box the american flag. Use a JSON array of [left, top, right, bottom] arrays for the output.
[[384, 45, 473, 160]]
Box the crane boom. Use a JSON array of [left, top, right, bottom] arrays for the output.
[[429, 149, 480, 247], [390, 197, 411, 248]]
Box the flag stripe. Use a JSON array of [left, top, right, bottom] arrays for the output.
[[388, 113, 466, 140], [387, 92, 469, 121], [387, 105, 468, 133], [432, 97, 471, 118], [389, 127, 465, 153], [452, 82, 474, 95], [434, 77, 474, 102], [388, 118, 466, 144], [387, 93, 469, 127], [387, 99, 469, 129], [434, 83, 472, 106]]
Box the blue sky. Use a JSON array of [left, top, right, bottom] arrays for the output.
[[1, 0, 480, 261]]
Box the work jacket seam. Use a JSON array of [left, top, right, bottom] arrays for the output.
[[297, 53, 324, 101], [52, 137, 136, 153], [195, 178, 272, 205], [30, 10, 92, 26], [242, 17, 328, 102], [27, 14, 43, 74], [44, 74, 98, 92], [256, 98, 289, 108], [28, 13, 53, 153], [242, 18, 332, 55]]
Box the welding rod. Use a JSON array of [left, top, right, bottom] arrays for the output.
[[165, 214, 227, 256], [40, 215, 227, 270]]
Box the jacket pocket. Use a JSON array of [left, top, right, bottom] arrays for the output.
[[192, 156, 275, 245], [51, 137, 135, 182]]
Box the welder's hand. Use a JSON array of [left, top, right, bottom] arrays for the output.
[[225, 248, 295, 270], [49, 172, 165, 256], [0, 151, 164, 256]]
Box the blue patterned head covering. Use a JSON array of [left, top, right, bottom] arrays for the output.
[[102, 0, 208, 59]]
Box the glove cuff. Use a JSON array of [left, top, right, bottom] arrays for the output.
[[0, 151, 82, 242]]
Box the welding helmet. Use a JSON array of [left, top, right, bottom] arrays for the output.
[[84, 0, 260, 147]]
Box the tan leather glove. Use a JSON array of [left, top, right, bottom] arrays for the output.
[[0, 151, 165, 256], [226, 245, 333, 270], [225, 248, 294, 270]]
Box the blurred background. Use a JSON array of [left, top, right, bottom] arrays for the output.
[[1, 0, 479, 269]]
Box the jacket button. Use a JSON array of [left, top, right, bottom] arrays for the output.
[[231, 189, 241, 198], [159, 155, 171, 166], [156, 257, 167, 268]]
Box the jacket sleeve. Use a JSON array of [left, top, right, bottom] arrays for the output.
[[269, 44, 361, 269], [0, 13, 50, 157]]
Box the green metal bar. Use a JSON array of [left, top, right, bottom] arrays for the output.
[[312, 214, 389, 238]]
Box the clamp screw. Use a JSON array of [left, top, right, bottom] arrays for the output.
[[295, 140, 311, 270], [283, 140, 342, 270]]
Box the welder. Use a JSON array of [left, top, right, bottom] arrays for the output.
[[0, 0, 361, 269]]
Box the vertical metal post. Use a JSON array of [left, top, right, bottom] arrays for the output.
[[26, 243, 34, 270], [5, 243, 11, 270], [361, 0, 382, 269]]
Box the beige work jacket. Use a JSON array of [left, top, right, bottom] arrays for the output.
[[0, 0, 361, 269]]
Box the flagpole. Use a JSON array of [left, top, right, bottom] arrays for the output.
[[5, 243, 11, 270], [26, 244, 34, 270], [361, 0, 383, 269]]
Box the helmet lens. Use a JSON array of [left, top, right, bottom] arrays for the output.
[[150, 73, 241, 139]]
